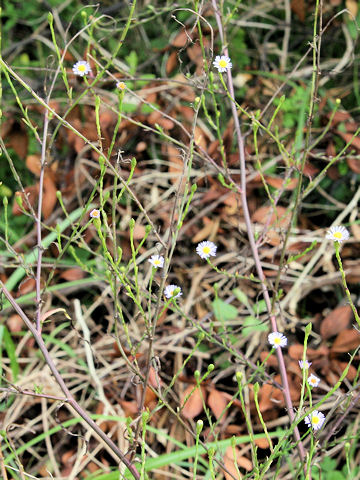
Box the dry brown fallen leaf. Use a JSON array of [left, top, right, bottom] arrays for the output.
[[302, 161, 320, 178], [224, 445, 253, 480], [176, 104, 194, 122], [290, 0, 306, 22], [148, 366, 161, 388], [17, 277, 36, 296], [119, 400, 138, 418], [336, 131, 360, 152], [260, 351, 278, 367], [192, 219, 218, 243], [171, 28, 193, 48], [12, 175, 57, 219], [288, 344, 329, 360], [207, 388, 228, 421], [180, 384, 206, 419], [144, 385, 157, 408], [7, 129, 28, 158], [331, 360, 357, 382], [148, 111, 175, 130], [251, 205, 291, 246], [255, 436, 270, 449], [166, 144, 184, 186], [42, 175, 57, 219], [7, 314, 23, 333], [331, 329, 360, 353], [166, 51, 178, 74], [343, 259, 360, 282], [265, 176, 298, 191], [347, 157, 360, 174], [252, 205, 290, 227], [193, 125, 208, 151], [346, 0, 358, 18], [187, 44, 204, 75], [26, 154, 42, 176], [136, 141, 147, 152], [59, 268, 85, 281], [327, 110, 352, 125], [124, 224, 146, 241], [258, 383, 274, 412], [320, 305, 353, 340]]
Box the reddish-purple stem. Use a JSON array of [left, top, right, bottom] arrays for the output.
[[35, 109, 49, 332], [211, 0, 307, 466], [2, 108, 140, 479], [0, 281, 140, 480]]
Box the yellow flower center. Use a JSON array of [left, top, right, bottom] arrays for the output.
[[154, 259, 160, 265], [219, 59, 227, 68], [333, 231, 342, 239], [203, 246, 210, 254], [78, 64, 86, 72], [117, 82, 126, 90], [312, 415, 319, 424], [274, 337, 281, 344], [92, 210, 99, 217]]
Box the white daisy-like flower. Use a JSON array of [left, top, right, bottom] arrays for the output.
[[196, 241, 217, 260], [164, 284, 182, 299], [213, 55, 232, 72], [325, 226, 350, 243], [148, 255, 164, 269], [90, 209, 100, 218], [307, 374, 320, 388], [268, 332, 288, 349], [304, 410, 325, 431], [116, 81, 126, 90], [72, 60, 92, 77], [299, 359, 312, 369]]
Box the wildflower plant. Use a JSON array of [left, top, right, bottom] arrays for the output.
[[326, 226, 350, 243], [72, 60, 92, 77], [268, 332, 288, 349], [326, 225, 360, 329], [164, 285, 182, 299], [213, 55, 232, 72], [148, 255, 164, 268], [307, 374, 320, 388], [1, 1, 359, 479], [90, 209, 100, 218], [304, 410, 326, 431], [299, 360, 312, 369], [196, 240, 217, 259]]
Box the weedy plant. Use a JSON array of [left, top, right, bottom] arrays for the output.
[[1, 0, 360, 479]]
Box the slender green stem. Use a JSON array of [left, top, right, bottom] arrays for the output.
[[334, 242, 360, 327]]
